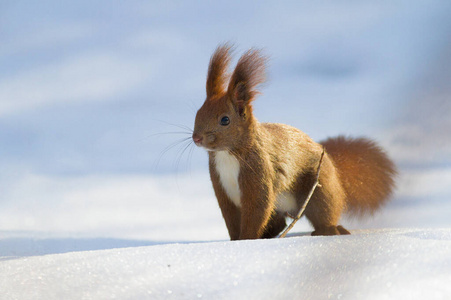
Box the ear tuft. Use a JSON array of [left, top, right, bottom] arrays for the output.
[[206, 43, 233, 98], [228, 49, 267, 105]]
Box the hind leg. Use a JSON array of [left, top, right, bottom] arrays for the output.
[[311, 225, 350, 236], [303, 155, 350, 236]]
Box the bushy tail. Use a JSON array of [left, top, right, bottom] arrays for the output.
[[320, 136, 397, 216]]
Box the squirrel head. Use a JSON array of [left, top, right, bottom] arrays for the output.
[[193, 44, 267, 152]]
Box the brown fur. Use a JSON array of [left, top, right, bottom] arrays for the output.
[[206, 44, 232, 98], [193, 45, 397, 240], [320, 136, 397, 216]]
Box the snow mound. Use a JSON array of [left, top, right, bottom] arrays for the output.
[[1, 228, 450, 299]]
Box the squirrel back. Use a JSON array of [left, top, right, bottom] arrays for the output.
[[193, 44, 397, 239]]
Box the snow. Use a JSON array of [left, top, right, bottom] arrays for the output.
[[1, 229, 450, 299], [1, 173, 450, 300]]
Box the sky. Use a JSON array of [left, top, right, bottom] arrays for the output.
[[1, 1, 450, 227]]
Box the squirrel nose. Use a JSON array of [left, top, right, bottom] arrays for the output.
[[192, 133, 203, 145]]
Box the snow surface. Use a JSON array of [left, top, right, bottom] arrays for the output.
[[1, 173, 450, 300], [1, 229, 450, 299]]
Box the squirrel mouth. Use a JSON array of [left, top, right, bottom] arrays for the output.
[[193, 139, 218, 152], [195, 143, 216, 152], [192, 132, 218, 151]]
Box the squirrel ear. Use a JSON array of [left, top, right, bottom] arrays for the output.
[[232, 82, 247, 116], [206, 44, 233, 98], [234, 82, 247, 101], [228, 49, 266, 115]]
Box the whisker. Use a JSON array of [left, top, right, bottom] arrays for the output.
[[174, 140, 194, 172], [162, 137, 192, 153], [186, 141, 196, 173], [173, 141, 198, 192], [229, 149, 258, 176], [153, 137, 192, 170], [145, 131, 192, 139], [155, 119, 194, 133]]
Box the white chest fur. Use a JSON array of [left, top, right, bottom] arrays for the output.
[[214, 151, 242, 207], [275, 192, 298, 215]]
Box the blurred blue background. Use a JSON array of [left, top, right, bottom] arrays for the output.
[[1, 1, 450, 233]]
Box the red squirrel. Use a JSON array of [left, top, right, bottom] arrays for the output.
[[192, 44, 397, 240]]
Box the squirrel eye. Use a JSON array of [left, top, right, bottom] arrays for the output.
[[220, 116, 230, 126]]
